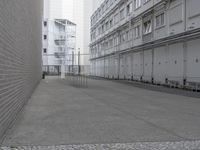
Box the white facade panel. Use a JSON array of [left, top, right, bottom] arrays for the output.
[[186, 0, 200, 30], [124, 53, 133, 79], [119, 56, 125, 79], [133, 52, 143, 80], [186, 39, 200, 82], [105, 57, 109, 78], [143, 49, 153, 81], [114, 56, 120, 79], [108, 56, 115, 78], [168, 0, 185, 36], [153, 46, 167, 84], [168, 43, 184, 83]]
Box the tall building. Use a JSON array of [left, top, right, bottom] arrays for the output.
[[0, 0, 43, 140], [43, 0, 106, 75], [43, 0, 76, 76], [90, 0, 200, 90], [42, 19, 76, 75], [43, 0, 93, 74]]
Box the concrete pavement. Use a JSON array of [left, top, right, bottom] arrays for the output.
[[1, 76, 200, 148]]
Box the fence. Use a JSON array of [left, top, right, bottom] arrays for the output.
[[42, 53, 90, 76]]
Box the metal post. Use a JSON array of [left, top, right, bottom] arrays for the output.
[[72, 51, 74, 74], [78, 51, 81, 75]]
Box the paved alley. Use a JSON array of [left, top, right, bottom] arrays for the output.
[[1, 77, 200, 149]]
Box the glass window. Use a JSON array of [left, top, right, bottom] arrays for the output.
[[120, 9, 125, 19], [143, 20, 152, 34], [156, 13, 165, 28], [43, 48, 47, 53], [134, 0, 141, 9], [127, 3, 133, 15], [135, 25, 140, 38]]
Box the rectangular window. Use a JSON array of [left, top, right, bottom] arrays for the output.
[[44, 21, 47, 26], [120, 33, 126, 42], [110, 19, 113, 27], [143, 20, 152, 34], [106, 21, 109, 30], [126, 31, 129, 41], [43, 48, 47, 53], [44, 35, 47, 40], [127, 3, 133, 15], [102, 24, 105, 33], [134, 0, 141, 9], [155, 13, 165, 28], [120, 9, 125, 19], [135, 25, 140, 38], [98, 27, 101, 35], [114, 13, 119, 23]]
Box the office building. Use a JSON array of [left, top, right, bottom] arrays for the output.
[[90, 0, 200, 90], [43, 19, 76, 75]]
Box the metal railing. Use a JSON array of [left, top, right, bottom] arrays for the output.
[[66, 74, 88, 88]]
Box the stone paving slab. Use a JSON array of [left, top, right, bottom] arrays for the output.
[[1, 141, 200, 150]]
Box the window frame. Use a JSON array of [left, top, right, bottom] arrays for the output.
[[143, 20, 152, 35]]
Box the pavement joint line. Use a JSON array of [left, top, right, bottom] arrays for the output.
[[1, 140, 200, 150]]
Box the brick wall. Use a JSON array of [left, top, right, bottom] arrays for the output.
[[0, 0, 43, 140]]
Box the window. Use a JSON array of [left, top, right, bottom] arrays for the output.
[[106, 1, 109, 9], [43, 48, 47, 53], [114, 13, 119, 23], [143, 20, 152, 34], [120, 33, 126, 43], [109, 39, 113, 48], [102, 5, 105, 13], [98, 27, 101, 35], [114, 37, 119, 46], [155, 13, 165, 28], [126, 31, 129, 41], [120, 9, 125, 19], [44, 35, 47, 40], [44, 21, 47, 26], [127, 3, 133, 15], [135, 25, 140, 38], [105, 21, 109, 30], [102, 24, 105, 33], [134, 0, 141, 9], [110, 19, 113, 27]]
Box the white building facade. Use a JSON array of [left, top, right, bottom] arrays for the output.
[[43, 0, 77, 75], [90, 0, 200, 90], [44, 0, 95, 74], [43, 19, 76, 75]]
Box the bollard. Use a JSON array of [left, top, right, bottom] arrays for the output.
[[42, 72, 45, 79]]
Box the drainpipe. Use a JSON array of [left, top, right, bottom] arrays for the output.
[[183, 0, 187, 87]]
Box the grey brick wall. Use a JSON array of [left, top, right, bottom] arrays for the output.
[[0, 0, 43, 140]]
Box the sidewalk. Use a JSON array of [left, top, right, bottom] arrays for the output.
[[2, 76, 200, 148]]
